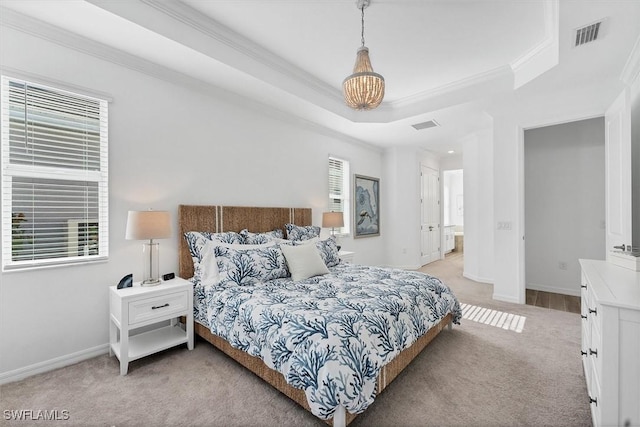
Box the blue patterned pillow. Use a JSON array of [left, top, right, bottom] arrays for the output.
[[285, 223, 321, 241], [184, 231, 245, 262], [314, 236, 341, 268], [214, 244, 289, 286], [240, 228, 284, 245], [184, 231, 245, 281]]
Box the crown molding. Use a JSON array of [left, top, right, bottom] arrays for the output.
[[390, 66, 512, 110], [510, 0, 559, 89], [621, 34, 640, 86], [0, 7, 379, 153], [91, 0, 346, 106]]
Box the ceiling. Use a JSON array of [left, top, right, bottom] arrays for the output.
[[1, 0, 639, 155]]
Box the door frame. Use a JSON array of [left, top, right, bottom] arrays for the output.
[[420, 164, 442, 266]]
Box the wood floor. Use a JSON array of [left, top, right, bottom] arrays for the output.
[[441, 252, 581, 314], [526, 289, 581, 314]]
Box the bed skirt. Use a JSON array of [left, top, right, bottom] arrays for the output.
[[194, 312, 453, 426]]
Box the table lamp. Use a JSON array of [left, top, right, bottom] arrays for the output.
[[322, 211, 344, 236], [125, 210, 171, 286]]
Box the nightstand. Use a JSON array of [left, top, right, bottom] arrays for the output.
[[338, 250, 355, 263], [109, 277, 194, 375]]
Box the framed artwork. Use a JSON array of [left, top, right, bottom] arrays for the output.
[[354, 174, 380, 238]]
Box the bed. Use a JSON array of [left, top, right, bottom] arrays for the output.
[[178, 205, 461, 426]]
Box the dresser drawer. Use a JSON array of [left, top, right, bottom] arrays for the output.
[[589, 361, 602, 426], [590, 318, 603, 378], [128, 291, 189, 326]]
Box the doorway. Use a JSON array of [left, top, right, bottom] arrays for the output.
[[524, 118, 605, 297], [420, 165, 441, 265], [443, 169, 464, 255]]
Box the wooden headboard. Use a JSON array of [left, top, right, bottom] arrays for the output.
[[178, 205, 312, 279]]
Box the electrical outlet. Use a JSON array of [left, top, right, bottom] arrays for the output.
[[559, 261, 567, 270], [497, 221, 513, 231]]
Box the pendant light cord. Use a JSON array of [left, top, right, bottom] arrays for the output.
[[361, 4, 365, 47]]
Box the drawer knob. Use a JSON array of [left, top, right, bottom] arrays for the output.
[[589, 348, 598, 357], [589, 397, 598, 406], [581, 350, 587, 356], [152, 303, 170, 310], [588, 308, 597, 315], [581, 314, 587, 319], [581, 284, 587, 289]]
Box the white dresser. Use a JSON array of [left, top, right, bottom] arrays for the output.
[[579, 259, 640, 427]]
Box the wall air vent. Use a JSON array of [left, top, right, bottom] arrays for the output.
[[574, 21, 602, 47], [411, 120, 439, 131]]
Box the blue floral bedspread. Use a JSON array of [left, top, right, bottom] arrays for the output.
[[195, 262, 461, 419]]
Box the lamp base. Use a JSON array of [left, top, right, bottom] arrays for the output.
[[141, 278, 161, 286], [142, 241, 161, 285]]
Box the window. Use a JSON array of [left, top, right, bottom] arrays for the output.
[[1, 76, 109, 270], [328, 156, 350, 234]]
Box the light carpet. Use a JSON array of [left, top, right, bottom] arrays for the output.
[[1, 253, 591, 426]]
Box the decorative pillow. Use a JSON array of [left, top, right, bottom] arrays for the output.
[[214, 244, 288, 286], [196, 240, 277, 287], [285, 223, 321, 241], [197, 239, 221, 286], [184, 231, 245, 263], [240, 228, 284, 245], [184, 231, 245, 282], [280, 242, 329, 282], [314, 236, 341, 268]]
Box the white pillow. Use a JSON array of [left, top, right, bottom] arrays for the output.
[[280, 243, 329, 282], [198, 239, 220, 287], [199, 240, 276, 286]]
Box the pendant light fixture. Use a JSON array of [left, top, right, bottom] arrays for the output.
[[343, 0, 385, 110]]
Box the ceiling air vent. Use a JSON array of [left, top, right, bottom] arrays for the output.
[[412, 120, 439, 131], [574, 21, 602, 47]]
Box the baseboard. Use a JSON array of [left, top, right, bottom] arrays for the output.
[[462, 272, 494, 284], [0, 343, 109, 385], [526, 283, 581, 297]]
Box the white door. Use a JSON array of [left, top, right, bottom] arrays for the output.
[[605, 92, 632, 254], [421, 165, 441, 265]]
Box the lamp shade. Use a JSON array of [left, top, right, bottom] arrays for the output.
[[125, 210, 171, 240], [322, 211, 344, 228]]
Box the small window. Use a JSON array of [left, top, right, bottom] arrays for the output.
[[328, 156, 350, 235], [1, 76, 109, 270]]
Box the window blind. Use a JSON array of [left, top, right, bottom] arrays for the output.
[[328, 156, 350, 234], [1, 76, 109, 270]]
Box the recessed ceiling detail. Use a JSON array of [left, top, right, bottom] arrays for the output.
[[411, 120, 440, 131]]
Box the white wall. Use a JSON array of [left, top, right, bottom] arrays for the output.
[[0, 26, 384, 379], [383, 147, 420, 269], [524, 118, 605, 296], [462, 131, 494, 284], [440, 153, 463, 171], [382, 147, 441, 269], [443, 170, 464, 227]]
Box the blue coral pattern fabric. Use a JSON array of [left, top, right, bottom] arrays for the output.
[[285, 223, 321, 241], [196, 262, 461, 419], [240, 228, 284, 244], [312, 236, 340, 267], [213, 244, 289, 286]]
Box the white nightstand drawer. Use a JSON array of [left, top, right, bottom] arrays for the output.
[[128, 291, 188, 326]]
